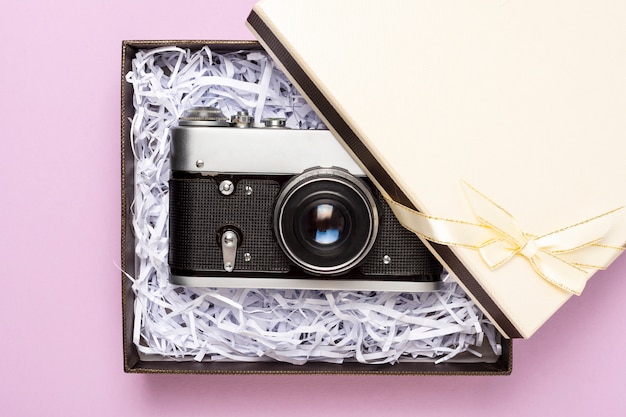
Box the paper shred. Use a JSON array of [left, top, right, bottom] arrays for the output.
[[126, 46, 500, 365]]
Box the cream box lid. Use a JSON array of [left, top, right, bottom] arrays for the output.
[[246, 0, 626, 338]]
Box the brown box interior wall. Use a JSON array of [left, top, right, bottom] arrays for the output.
[[120, 40, 512, 375]]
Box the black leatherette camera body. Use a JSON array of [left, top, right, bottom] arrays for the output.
[[168, 108, 442, 291]]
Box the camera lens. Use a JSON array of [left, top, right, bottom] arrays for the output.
[[274, 168, 379, 275], [305, 203, 345, 245]]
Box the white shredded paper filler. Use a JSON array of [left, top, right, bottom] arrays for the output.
[[125, 46, 501, 365]]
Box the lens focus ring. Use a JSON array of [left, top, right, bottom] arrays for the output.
[[274, 168, 379, 275]]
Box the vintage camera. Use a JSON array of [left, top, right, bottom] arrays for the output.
[[168, 107, 442, 291]]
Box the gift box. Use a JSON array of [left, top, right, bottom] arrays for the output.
[[121, 40, 509, 374], [120, 0, 625, 375]]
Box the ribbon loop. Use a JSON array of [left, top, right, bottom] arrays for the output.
[[384, 183, 624, 296]]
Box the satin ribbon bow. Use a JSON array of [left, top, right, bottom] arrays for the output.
[[384, 182, 624, 295]]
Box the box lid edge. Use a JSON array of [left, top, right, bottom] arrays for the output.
[[246, 7, 524, 339]]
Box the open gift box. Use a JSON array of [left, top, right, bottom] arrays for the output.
[[120, 0, 626, 374]]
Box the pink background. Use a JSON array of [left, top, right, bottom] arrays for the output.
[[1, 1, 625, 415]]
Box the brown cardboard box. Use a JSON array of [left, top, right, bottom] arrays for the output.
[[121, 40, 511, 375]]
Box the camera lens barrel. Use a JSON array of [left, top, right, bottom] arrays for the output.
[[274, 168, 379, 275]]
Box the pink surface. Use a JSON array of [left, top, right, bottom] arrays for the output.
[[1, 1, 625, 416]]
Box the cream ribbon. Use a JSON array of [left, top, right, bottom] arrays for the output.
[[383, 182, 624, 295]]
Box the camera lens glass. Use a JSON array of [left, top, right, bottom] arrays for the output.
[[274, 168, 379, 275], [306, 203, 345, 245]]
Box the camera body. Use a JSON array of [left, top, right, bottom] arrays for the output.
[[168, 107, 442, 291]]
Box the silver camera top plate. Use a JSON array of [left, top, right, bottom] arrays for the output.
[[170, 126, 366, 176]]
